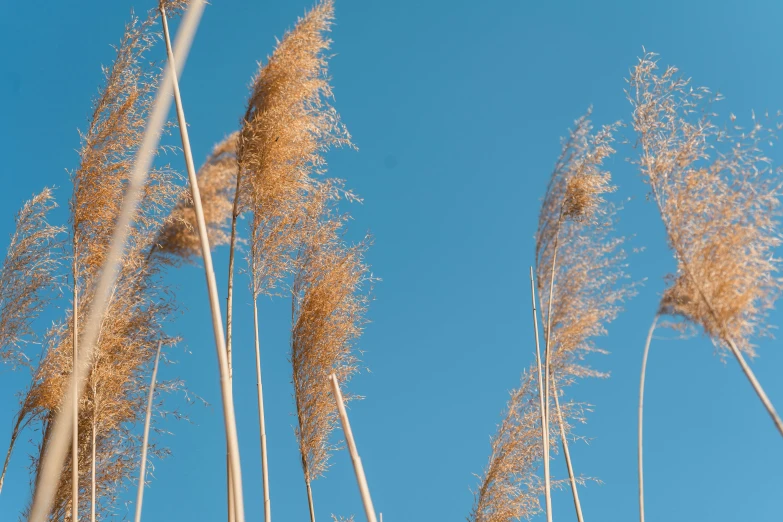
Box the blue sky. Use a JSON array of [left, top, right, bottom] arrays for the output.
[[2, 1, 783, 521]]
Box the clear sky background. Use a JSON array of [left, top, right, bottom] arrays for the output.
[[1, 1, 783, 521]]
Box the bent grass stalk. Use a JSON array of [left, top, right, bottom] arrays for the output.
[[159, 5, 246, 521], [637, 314, 659, 522], [133, 341, 162, 522]]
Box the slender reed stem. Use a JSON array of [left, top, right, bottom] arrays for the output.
[[542, 217, 563, 522], [329, 373, 377, 522], [253, 293, 271, 521], [224, 76, 244, 522], [133, 340, 162, 522], [726, 338, 783, 437], [90, 405, 96, 522], [552, 377, 584, 522], [305, 479, 315, 522], [160, 6, 246, 522], [542, 216, 564, 522], [0, 413, 25, 493], [638, 314, 658, 522], [227, 456, 235, 522], [529, 267, 552, 521], [72, 280, 79, 522]]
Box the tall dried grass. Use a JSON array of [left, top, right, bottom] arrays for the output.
[[24, 3, 206, 520], [291, 211, 370, 522], [630, 51, 783, 522], [535, 112, 630, 522], [222, 1, 354, 518]]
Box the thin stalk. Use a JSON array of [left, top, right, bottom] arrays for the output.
[[133, 340, 162, 522], [160, 6, 246, 522], [224, 64, 244, 522], [305, 479, 315, 522], [227, 457, 235, 522], [638, 314, 658, 522], [529, 267, 552, 522], [0, 412, 25, 493], [90, 406, 96, 522], [552, 377, 584, 522], [72, 281, 79, 522], [542, 215, 563, 522], [253, 292, 271, 521], [329, 373, 378, 522], [726, 338, 783, 437]]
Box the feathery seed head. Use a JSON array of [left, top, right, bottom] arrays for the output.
[[241, 0, 354, 297], [291, 219, 371, 483], [0, 189, 64, 367], [535, 113, 631, 380], [469, 371, 546, 522], [156, 132, 239, 262], [629, 51, 783, 355]]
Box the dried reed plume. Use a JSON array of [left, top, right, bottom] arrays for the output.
[[227, 0, 353, 352], [535, 112, 630, 522], [240, 0, 353, 295], [1, 8, 192, 521], [536, 113, 627, 380], [469, 371, 545, 522], [291, 216, 370, 522], [26, 3, 205, 519], [630, 51, 783, 522], [155, 132, 238, 262], [223, 2, 354, 518], [0, 189, 63, 368]]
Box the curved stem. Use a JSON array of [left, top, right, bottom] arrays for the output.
[[159, 7, 246, 522], [552, 377, 584, 522], [638, 314, 658, 522], [133, 341, 162, 522], [529, 267, 552, 521], [0, 412, 25, 493]]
